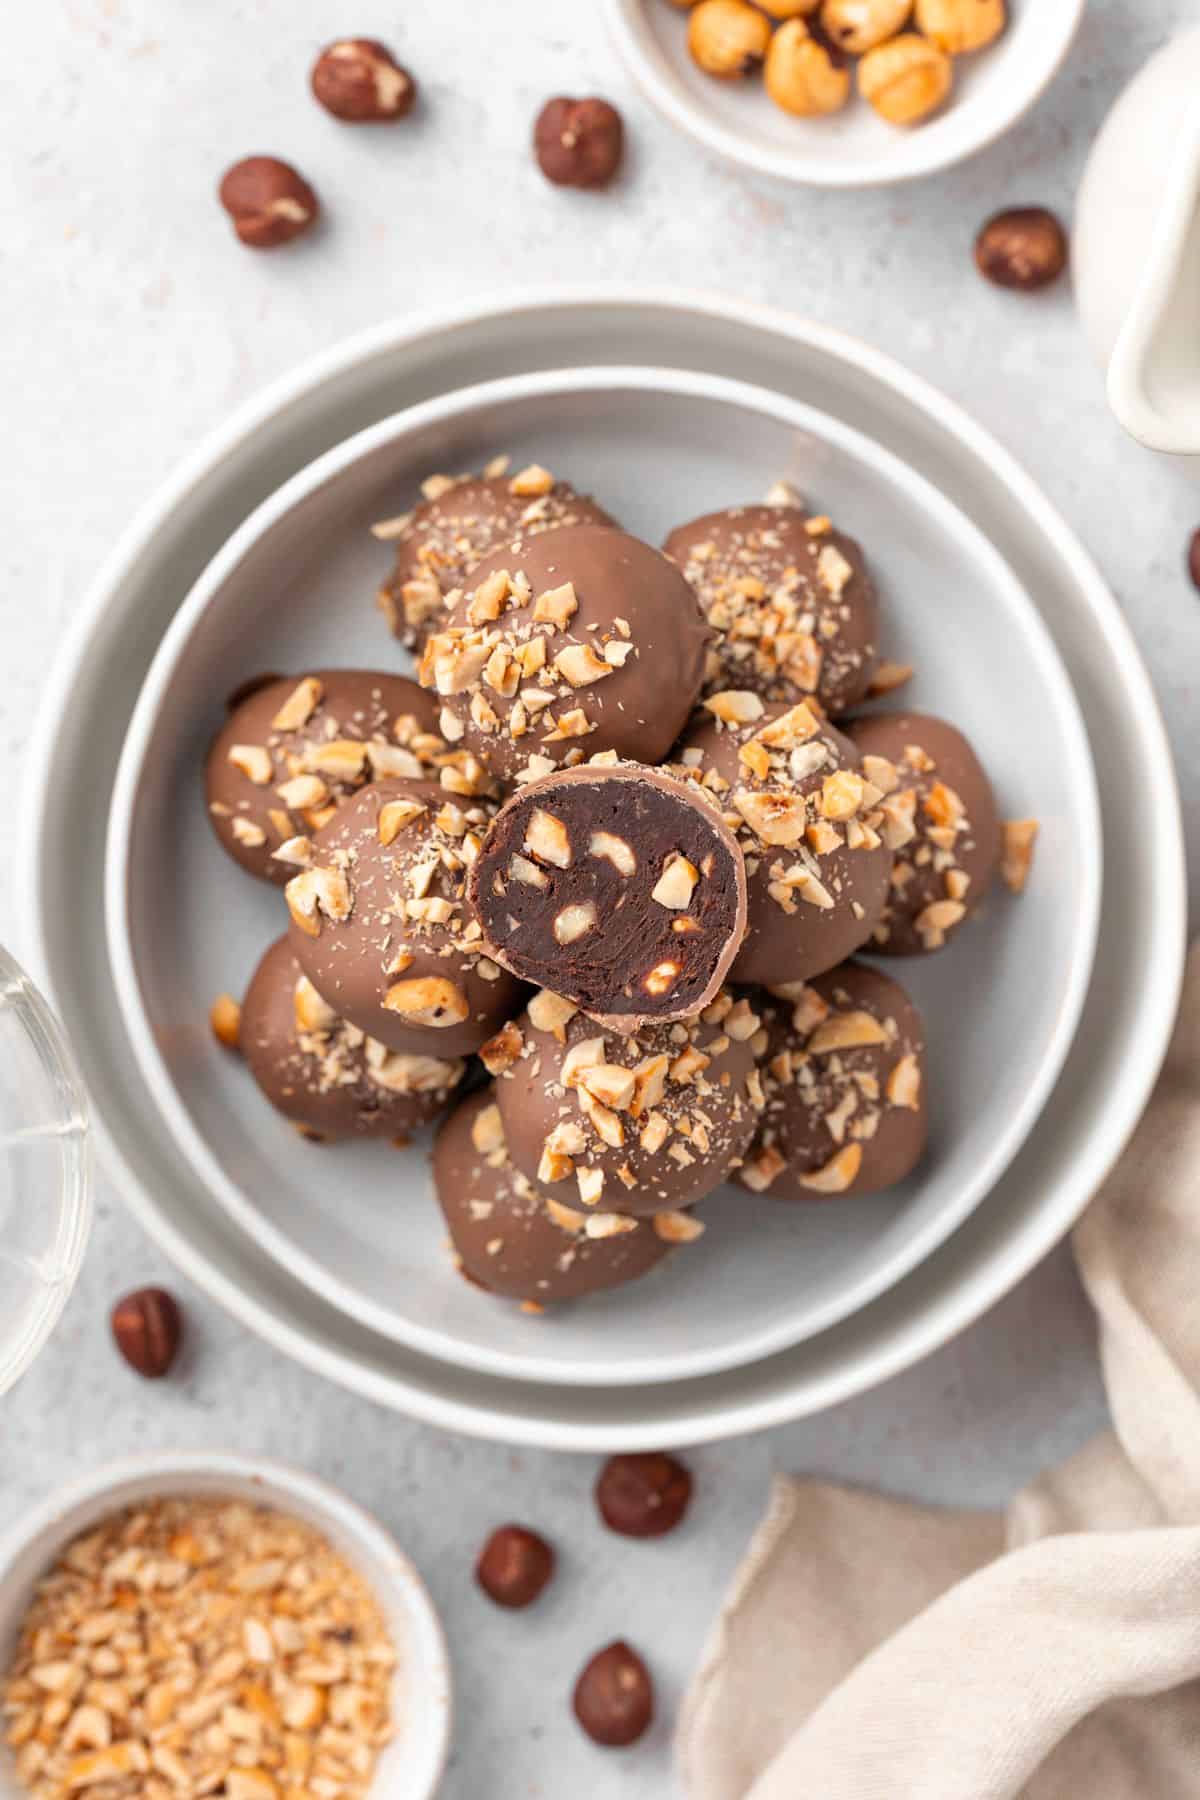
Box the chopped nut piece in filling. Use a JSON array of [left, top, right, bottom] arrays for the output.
[[0, 1497, 395, 1800]]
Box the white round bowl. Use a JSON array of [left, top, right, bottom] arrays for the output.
[[607, 0, 1084, 187], [105, 363, 1099, 1390], [0, 1451, 450, 1800], [21, 288, 1184, 1448]]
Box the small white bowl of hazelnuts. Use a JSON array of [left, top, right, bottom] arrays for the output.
[[606, 0, 1084, 187]]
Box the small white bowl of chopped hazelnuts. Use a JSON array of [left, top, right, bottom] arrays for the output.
[[0, 1452, 451, 1800], [607, 0, 1084, 187]]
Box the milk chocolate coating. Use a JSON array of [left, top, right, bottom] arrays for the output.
[[467, 763, 748, 1028], [674, 694, 892, 987], [285, 779, 525, 1056], [737, 963, 927, 1200], [418, 525, 710, 781], [493, 987, 763, 1216], [434, 1088, 675, 1304], [845, 712, 1000, 955], [663, 503, 879, 715], [240, 936, 465, 1140], [378, 472, 616, 649], [205, 670, 443, 885]]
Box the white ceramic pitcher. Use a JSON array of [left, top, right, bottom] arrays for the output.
[[1075, 27, 1200, 457]]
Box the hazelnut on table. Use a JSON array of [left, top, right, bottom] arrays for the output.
[[311, 37, 417, 121], [218, 156, 318, 249], [534, 97, 624, 188], [857, 34, 952, 125], [975, 208, 1068, 291], [573, 1642, 655, 1747], [687, 0, 772, 77]]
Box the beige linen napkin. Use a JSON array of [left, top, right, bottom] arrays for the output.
[[680, 943, 1200, 1800]]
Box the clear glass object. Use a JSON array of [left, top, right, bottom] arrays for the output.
[[0, 947, 90, 1393]]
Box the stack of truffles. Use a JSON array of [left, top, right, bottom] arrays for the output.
[[206, 460, 1035, 1313]]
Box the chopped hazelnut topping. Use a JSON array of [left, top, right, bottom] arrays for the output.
[[509, 463, 555, 497], [807, 1011, 889, 1055], [209, 993, 241, 1049], [887, 1054, 922, 1110], [1001, 818, 1039, 894], [227, 744, 272, 785], [584, 1211, 639, 1240], [480, 1020, 524, 1076], [532, 581, 579, 627], [653, 1210, 706, 1243], [285, 866, 352, 938], [527, 990, 579, 1038], [471, 1102, 506, 1154], [704, 689, 765, 726], [381, 975, 470, 1027], [270, 675, 323, 732], [377, 798, 427, 846], [799, 1143, 863, 1194]]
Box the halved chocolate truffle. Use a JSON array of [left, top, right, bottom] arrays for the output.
[[375, 463, 616, 650], [240, 935, 465, 1140], [487, 986, 763, 1217], [284, 779, 525, 1057], [738, 962, 928, 1200], [434, 1088, 679, 1306], [417, 525, 710, 782], [845, 711, 1000, 954], [663, 501, 878, 714], [673, 692, 892, 986], [466, 762, 747, 1028], [205, 670, 444, 885]]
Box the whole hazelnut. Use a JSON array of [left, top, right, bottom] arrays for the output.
[[1188, 529, 1200, 592], [218, 157, 318, 250], [765, 19, 851, 116], [687, 0, 772, 78], [857, 34, 952, 125], [311, 38, 417, 122], [573, 1641, 654, 1747], [914, 0, 1006, 54], [534, 98, 624, 189], [111, 1287, 183, 1378], [596, 1453, 693, 1538], [475, 1525, 555, 1607], [974, 208, 1067, 291], [820, 0, 914, 54]]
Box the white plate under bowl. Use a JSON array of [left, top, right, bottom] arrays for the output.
[[606, 0, 1084, 188], [106, 365, 1099, 1388], [22, 291, 1185, 1447]]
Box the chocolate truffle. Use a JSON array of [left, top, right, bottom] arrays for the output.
[[466, 762, 747, 1028], [488, 986, 763, 1217], [205, 670, 444, 885], [434, 1088, 678, 1305], [376, 463, 616, 650], [285, 779, 525, 1057], [738, 962, 928, 1200], [240, 935, 464, 1140], [674, 692, 892, 986], [417, 525, 710, 782], [845, 711, 1001, 954], [663, 501, 879, 714]]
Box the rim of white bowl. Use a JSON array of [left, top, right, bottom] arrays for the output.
[[0, 1450, 452, 1800], [103, 362, 1101, 1388], [18, 287, 1187, 1447], [605, 0, 1086, 189]]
